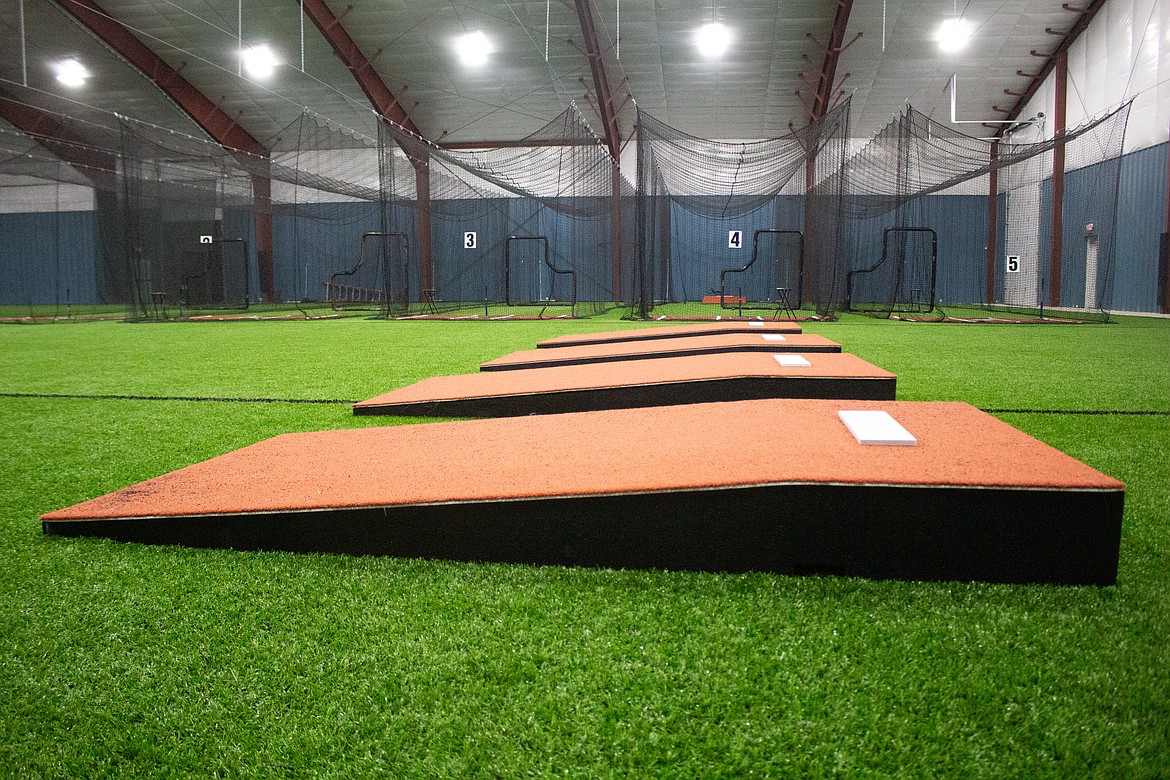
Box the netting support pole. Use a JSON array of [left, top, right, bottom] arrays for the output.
[[1048, 50, 1068, 308], [1161, 117, 1170, 314], [802, 156, 816, 305], [986, 141, 999, 305], [611, 162, 622, 302], [251, 171, 274, 303], [413, 156, 433, 294]]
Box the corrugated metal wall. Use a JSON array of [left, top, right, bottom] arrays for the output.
[[0, 210, 98, 306], [1112, 142, 1168, 312], [2, 142, 1167, 313]]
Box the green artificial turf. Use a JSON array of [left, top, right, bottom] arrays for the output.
[[1, 315, 1168, 777]]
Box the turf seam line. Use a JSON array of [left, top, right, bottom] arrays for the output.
[[0, 392, 359, 405]]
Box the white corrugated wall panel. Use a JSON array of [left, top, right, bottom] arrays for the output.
[[1018, 0, 1168, 152]]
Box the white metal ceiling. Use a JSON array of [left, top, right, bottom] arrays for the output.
[[0, 0, 1099, 153]]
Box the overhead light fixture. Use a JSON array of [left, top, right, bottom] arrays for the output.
[[53, 59, 88, 88], [694, 22, 731, 58], [241, 45, 279, 79], [934, 18, 974, 53], [456, 31, 493, 67]]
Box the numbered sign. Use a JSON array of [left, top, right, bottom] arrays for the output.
[[199, 235, 214, 245], [463, 231, 477, 249], [1006, 255, 1020, 273], [728, 230, 743, 249]]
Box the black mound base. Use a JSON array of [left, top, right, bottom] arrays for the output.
[[482, 333, 842, 371], [354, 353, 895, 417], [536, 321, 802, 348], [42, 400, 1124, 585]]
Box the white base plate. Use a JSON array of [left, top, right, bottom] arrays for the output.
[[838, 410, 918, 446]]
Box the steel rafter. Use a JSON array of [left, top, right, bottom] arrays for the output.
[[571, 0, 620, 158], [995, 0, 1107, 132], [298, 0, 423, 138], [0, 91, 116, 188], [297, 0, 432, 291], [812, 0, 854, 120], [51, 0, 277, 300], [52, 0, 265, 155], [570, 0, 624, 302]]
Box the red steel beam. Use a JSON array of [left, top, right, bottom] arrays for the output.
[[0, 92, 116, 188], [571, 0, 623, 302], [52, 0, 276, 301], [1049, 51, 1068, 308], [299, 0, 432, 292], [299, 0, 423, 138], [572, 0, 620, 158], [812, 0, 854, 120], [986, 141, 999, 306], [439, 138, 598, 150], [53, 0, 265, 156], [1163, 118, 1170, 313], [997, 0, 1107, 131]]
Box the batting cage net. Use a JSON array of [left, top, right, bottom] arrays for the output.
[[630, 98, 851, 320], [379, 104, 631, 318], [1, 95, 627, 321], [842, 101, 1130, 321], [116, 119, 259, 320], [0, 123, 122, 321]]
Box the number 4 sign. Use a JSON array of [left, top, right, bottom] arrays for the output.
[[728, 230, 742, 249]]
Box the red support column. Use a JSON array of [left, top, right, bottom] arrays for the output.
[[611, 163, 622, 302], [986, 142, 999, 305], [251, 172, 274, 302], [1162, 119, 1170, 313], [300, 0, 431, 293], [812, 0, 855, 120], [414, 158, 433, 294], [1049, 51, 1068, 308]]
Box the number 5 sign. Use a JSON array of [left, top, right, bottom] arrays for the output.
[[1006, 255, 1020, 273]]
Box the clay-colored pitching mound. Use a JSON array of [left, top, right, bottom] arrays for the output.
[[482, 333, 841, 371], [355, 352, 895, 417], [42, 400, 1123, 584], [537, 321, 802, 348]]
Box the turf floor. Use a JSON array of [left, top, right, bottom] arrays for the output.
[[1, 314, 1168, 777]]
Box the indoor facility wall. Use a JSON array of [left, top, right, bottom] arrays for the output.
[[0, 210, 98, 306], [1020, 0, 1169, 153]]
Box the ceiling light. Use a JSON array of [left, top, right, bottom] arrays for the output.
[[456, 31, 493, 67], [934, 18, 974, 53], [241, 45, 279, 79], [694, 22, 731, 58], [53, 59, 88, 88]]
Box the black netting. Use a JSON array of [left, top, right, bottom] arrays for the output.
[[631, 99, 851, 320], [2, 95, 632, 321], [0, 122, 121, 320], [842, 102, 1131, 321], [379, 104, 632, 318], [116, 119, 257, 319]]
